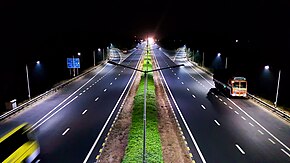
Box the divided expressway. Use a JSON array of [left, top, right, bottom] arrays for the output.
[[0, 42, 289, 163]]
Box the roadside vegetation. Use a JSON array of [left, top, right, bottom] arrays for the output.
[[122, 51, 163, 162]]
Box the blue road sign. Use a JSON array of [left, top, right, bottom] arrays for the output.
[[67, 58, 80, 68], [74, 58, 80, 68]]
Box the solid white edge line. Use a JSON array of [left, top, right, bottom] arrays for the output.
[[227, 98, 290, 152], [83, 51, 142, 163], [32, 96, 78, 131], [187, 59, 290, 153], [30, 64, 109, 131], [154, 52, 207, 163]]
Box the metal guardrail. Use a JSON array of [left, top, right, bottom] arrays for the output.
[[187, 58, 290, 122], [246, 93, 290, 122], [0, 61, 107, 121]]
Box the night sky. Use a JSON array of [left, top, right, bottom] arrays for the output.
[[1, 0, 290, 109]]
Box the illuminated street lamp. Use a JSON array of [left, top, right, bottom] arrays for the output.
[[264, 65, 281, 107], [26, 61, 41, 100], [98, 48, 105, 61]]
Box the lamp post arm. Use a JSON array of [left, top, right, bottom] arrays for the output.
[[108, 61, 184, 73], [107, 60, 144, 72], [148, 64, 184, 72]]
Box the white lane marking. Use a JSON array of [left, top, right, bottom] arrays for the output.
[[228, 98, 290, 152], [31, 96, 78, 131], [118, 73, 120, 76], [219, 98, 223, 102], [181, 82, 184, 84], [115, 77, 117, 80], [83, 90, 86, 93], [258, 130, 264, 135], [241, 116, 246, 120], [223, 102, 227, 105], [235, 144, 245, 155], [186, 62, 290, 153], [249, 122, 254, 127], [79, 93, 82, 96], [104, 89, 107, 92], [177, 77, 180, 79], [82, 110, 87, 115], [235, 111, 239, 115], [192, 94, 196, 98], [62, 128, 70, 136], [110, 82, 112, 85], [83, 52, 142, 163], [268, 138, 276, 144], [95, 97, 99, 101], [229, 106, 233, 110], [201, 105, 206, 110], [155, 54, 207, 163], [189, 65, 215, 87], [174, 73, 176, 75], [215, 95, 218, 98], [187, 88, 190, 91], [28, 64, 109, 131], [214, 120, 220, 126], [281, 149, 290, 158]]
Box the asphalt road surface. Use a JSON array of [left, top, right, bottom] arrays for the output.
[[153, 44, 290, 163]]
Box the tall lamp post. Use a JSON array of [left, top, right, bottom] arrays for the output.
[[25, 64, 31, 100], [108, 50, 183, 163], [25, 61, 40, 100], [264, 65, 281, 107], [98, 48, 105, 61], [274, 69, 281, 108], [93, 50, 96, 66]]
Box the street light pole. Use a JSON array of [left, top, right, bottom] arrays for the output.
[[202, 52, 205, 67], [274, 69, 281, 107], [108, 57, 184, 163], [93, 50, 96, 66], [143, 70, 147, 163], [225, 57, 228, 69], [25, 64, 31, 100], [103, 48, 105, 61]]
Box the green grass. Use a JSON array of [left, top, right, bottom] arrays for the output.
[[122, 52, 163, 163]]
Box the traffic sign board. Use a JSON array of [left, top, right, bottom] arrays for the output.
[[67, 58, 80, 68]]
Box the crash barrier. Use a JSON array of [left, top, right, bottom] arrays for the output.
[[246, 93, 290, 122], [0, 61, 107, 121]]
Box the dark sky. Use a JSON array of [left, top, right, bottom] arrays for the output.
[[1, 0, 289, 47], [0, 0, 290, 108]]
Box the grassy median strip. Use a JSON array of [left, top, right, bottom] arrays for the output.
[[122, 53, 163, 163]]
